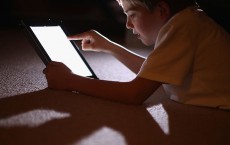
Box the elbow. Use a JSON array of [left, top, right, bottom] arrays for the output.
[[125, 92, 150, 105], [130, 100, 144, 105]]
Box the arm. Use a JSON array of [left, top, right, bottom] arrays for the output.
[[107, 41, 145, 74], [44, 62, 161, 105], [68, 30, 145, 74]]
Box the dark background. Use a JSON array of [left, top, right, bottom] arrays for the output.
[[0, 0, 229, 35], [197, 0, 230, 33], [0, 0, 126, 42]]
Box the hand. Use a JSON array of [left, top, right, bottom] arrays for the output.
[[43, 61, 73, 90], [68, 30, 113, 53]]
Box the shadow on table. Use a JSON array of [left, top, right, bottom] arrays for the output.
[[0, 89, 230, 145], [0, 89, 167, 145]]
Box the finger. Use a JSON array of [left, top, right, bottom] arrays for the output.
[[67, 35, 82, 40], [43, 66, 53, 75], [82, 40, 94, 51], [68, 32, 90, 40], [82, 38, 91, 45], [43, 68, 47, 74], [48, 61, 63, 66], [82, 43, 91, 51]]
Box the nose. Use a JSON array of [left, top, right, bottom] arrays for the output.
[[126, 18, 133, 29]]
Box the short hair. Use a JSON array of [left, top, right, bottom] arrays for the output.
[[117, 0, 196, 15]]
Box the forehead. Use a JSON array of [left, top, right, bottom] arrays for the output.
[[120, 0, 139, 12]]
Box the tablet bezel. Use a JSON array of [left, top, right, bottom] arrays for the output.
[[20, 19, 98, 79]]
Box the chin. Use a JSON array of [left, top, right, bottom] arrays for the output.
[[141, 39, 155, 46]]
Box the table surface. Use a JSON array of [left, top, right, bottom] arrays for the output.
[[0, 28, 229, 145]]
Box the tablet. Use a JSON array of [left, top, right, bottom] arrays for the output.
[[21, 19, 97, 79]]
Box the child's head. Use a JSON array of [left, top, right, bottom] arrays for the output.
[[117, 0, 196, 15], [116, 0, 197, 46]]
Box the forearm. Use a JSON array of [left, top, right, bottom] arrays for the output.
[[44, 62, 161, 104], [107, 41, 146, 74], [71, 30, 145, 73], [67, 74, 154, 104]]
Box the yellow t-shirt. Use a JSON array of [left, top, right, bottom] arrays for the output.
[[138, 6, 230, 110]]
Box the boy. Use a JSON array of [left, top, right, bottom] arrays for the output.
[[43, 0, 230, 109]]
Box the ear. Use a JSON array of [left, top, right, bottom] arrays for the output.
[[157, 1, 171, 21]]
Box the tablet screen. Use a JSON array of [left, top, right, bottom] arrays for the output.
[[30, 26, 94, 77]]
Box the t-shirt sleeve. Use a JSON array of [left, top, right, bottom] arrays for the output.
[[138, 22, 195, 85]]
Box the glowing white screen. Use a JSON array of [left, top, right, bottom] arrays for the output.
[[30, 26, 92, 77]]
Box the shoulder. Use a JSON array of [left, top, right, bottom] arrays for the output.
[[161, 6, 207, 33], [156, 5, 229, 46]]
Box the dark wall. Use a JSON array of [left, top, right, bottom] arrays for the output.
[[0, 0, 229, 33], [197, 0, 230, 32], [0, 0, 15, 27], [0, 0, 126, 37]]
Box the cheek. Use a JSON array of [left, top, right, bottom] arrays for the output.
[[144, 17, 165, 40], [138, 21, 159, 43], [137, 16, 156, 34]]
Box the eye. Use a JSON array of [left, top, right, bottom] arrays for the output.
[[128, 13, 136, 19], [130, 14, 135, 18], [124, 10, 137, 19]]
